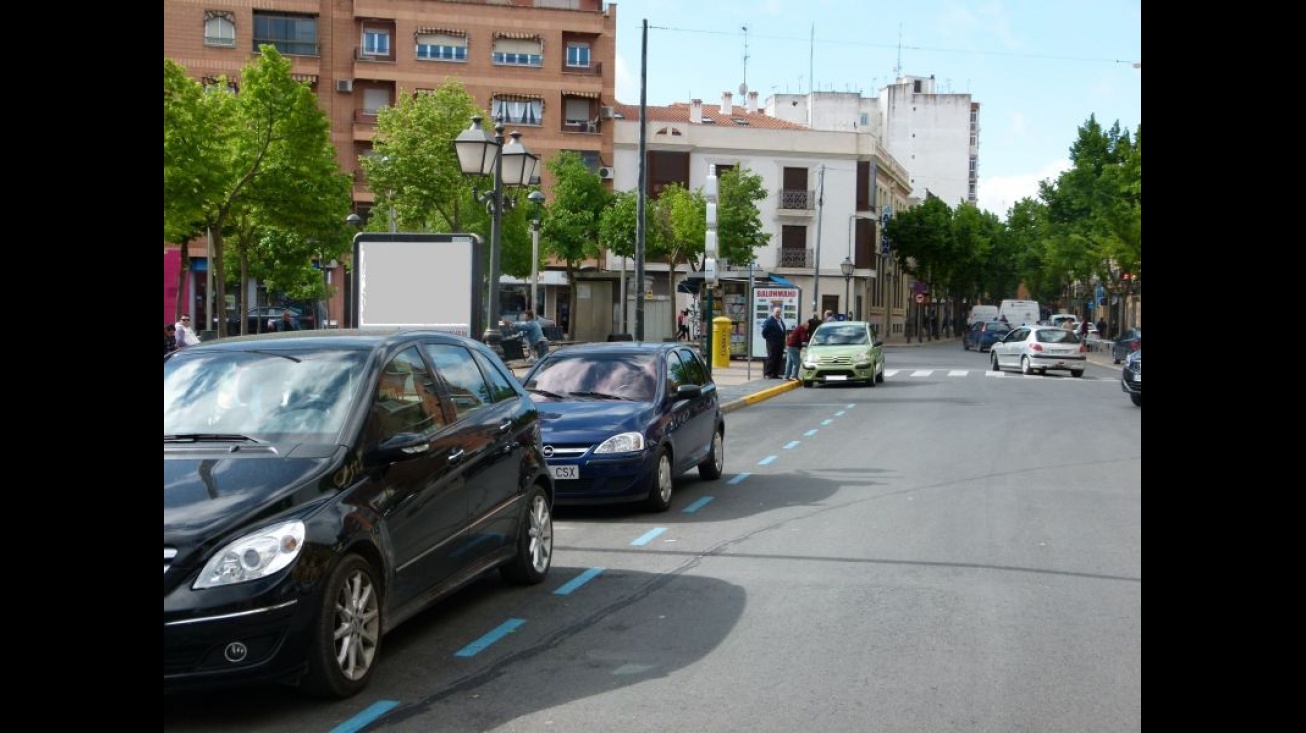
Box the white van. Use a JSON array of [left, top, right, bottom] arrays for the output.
[[998, 299, 1041, 327], [967, 305, 999, 325], [1048, 313, 1078, 329]]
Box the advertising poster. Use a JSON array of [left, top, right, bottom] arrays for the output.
[[750, 286, 801, 358]]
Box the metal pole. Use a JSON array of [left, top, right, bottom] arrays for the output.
[[635, 18, 649, 341], [881, 252, 890, 341], [530, 217, 541, 312], [487, 123, 505, 337], [205, 227, 215, 336], [747, 260, 754, 381], [812, 165, 825, 316]]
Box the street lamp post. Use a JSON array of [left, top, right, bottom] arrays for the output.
[[527, 190, 545, 313], [840, 256, 854, 319], [453, 116, 537, 342]]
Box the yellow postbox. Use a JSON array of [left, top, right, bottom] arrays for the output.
[[712, 316, 733, 369]]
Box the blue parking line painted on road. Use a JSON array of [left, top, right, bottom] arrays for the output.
[[330, 701, 400, 733], [804, 429, 818, 437], [846, 403, 855, 409], [821, 419, 833, 426], [758, 455, 778, 466], [783, 440, 800, 450], [728, 472, 751, 485], [683, 496, 714, 513], [455, 619, 525, 657], [835, 410, 846, 417], [631, 527, 667, 546], [554, 567, 605, 596]]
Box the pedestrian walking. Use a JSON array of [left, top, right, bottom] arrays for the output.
[[1079, 320, 1090, 341], [761, 307, 787, 378], [677, 309, 690, 341], [174, 314, 199, 348]]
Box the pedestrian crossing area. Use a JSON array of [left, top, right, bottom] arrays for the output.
[[884, 368, 1108, 381]]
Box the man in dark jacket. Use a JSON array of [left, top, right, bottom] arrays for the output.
[[761, 307, 787, 378]]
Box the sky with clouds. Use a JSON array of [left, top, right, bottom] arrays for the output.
[[609, 0, 1141, 218]]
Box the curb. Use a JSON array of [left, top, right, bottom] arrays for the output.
[[721, 379, 801, 414]]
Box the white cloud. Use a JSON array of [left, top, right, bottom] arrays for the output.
[[977, 158, 1070, 217]]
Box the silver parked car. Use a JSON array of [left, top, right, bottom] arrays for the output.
[[990, 325, 1088, 377]]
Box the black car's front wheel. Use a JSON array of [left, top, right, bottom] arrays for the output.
[[500, 485, 553, 585], [300, 554, 382, 700], [643, 448, 674, 513]]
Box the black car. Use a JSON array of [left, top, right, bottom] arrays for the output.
[[1121, 348, 1141, 406], [226, 305, 319, 336], [520, 342, 724, 512], [1112, 327, 1142, 364], [962, 319, 1010, 352], [164, 329, 554, 699]]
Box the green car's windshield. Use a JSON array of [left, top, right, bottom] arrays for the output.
[[811, 325, 870, 346]]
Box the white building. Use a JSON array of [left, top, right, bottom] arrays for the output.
[[765, 75, 980, 209], [606, 91, 915, 344]]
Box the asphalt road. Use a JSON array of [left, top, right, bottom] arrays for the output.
[[164, 340, 1140, 733]]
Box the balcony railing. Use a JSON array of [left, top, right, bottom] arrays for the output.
[[776, 248, 813, 268], [778, 189, 815, 211]]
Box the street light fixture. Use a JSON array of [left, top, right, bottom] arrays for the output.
[[527, 190, 546, 313], [840, 256, 854, 319], [453, 116, 537, 341]]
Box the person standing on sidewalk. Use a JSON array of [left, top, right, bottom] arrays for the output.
[[761, 307, 787, 378], [783, 317, 813, 381]]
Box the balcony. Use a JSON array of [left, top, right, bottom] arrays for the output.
[[355, 47, 395, 63], [562, 120, 601, 134], [777, 189, 816, 215], [776, 248, 813, 268]]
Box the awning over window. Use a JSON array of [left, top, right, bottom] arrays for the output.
[[562, 90, 601, 99], [493, 93, 543, 103], [290, 73, 318, 84], [416, 27, 465, 36], [494, 31, 541, 41]]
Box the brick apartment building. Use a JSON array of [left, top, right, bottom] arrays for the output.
[[164, 0, 617, 334]]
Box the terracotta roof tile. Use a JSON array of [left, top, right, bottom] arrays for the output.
[[610, 102, 810, 130]]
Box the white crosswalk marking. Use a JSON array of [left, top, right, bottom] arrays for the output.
[[947, 370, 968, 377], [874, 368, 1108, 382], [911, 370, 933, 377]]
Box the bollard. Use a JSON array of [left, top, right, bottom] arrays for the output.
[[712, 316, 733, 370]]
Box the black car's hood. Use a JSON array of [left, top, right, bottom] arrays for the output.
[[163, 447, 340, 547], [536, 401, 655, 444]]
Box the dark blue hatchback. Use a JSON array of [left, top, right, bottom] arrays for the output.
[[520, 342, 725, 512]]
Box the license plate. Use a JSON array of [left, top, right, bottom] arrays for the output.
[[549, 465, 578, 480], [825, 375, 847, 381]]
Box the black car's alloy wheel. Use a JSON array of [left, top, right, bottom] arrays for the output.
[[500, 486, 553, 585], [301, 554, 382, 699]]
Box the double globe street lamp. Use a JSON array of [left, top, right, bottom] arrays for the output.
[[453, 116, 538, 341], [840, 256, 854, 319]]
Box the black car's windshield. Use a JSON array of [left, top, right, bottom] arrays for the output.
[[524, 353, 658, 402], [164, 348, 367, 439]]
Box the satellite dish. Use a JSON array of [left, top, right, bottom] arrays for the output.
[[739, 82, 748, 96]]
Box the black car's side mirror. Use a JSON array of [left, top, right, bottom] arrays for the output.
[[372, 432, 430, 462], [671, 384, 703, 402]]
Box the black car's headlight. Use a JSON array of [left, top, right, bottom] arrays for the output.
[[193, 520, 306, 589], [594, 432, 645, 454]]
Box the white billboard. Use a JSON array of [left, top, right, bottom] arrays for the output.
[[351, 233, 484, 336]]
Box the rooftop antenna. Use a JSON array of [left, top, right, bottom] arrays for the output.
[[894, 23, 903, 79], [741, 25, 749, 91]]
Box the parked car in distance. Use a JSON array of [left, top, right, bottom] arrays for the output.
[[990, 325, 1088, 377], [164, 329, 554, 699], [1121, 348, 1141, 406], [226, 305, 317, 336], [962, 319, 1011, 352], [800, 320, 885, 387], [1112, 327, 1142, 364], [519, 341, 724, 512], [1047, 313, 1079, 330]]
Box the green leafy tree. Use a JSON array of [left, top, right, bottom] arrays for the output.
[[542, 151, 609, 331], [717, 167, 771, 265], [658, 182, 706, 332]]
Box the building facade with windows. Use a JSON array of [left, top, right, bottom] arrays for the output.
[[766, 75, 980, 211], [606, 91, 916, 343], [163, 0, 617, 333]]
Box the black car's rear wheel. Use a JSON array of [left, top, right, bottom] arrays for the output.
[[500, 485, 553, 585], [643, 448, 674, 513], [300, 555, 382, 700], [698, 428, 724, 480], [1130, 394, 1142, 407]]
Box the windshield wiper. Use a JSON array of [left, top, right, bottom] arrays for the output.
[[164, 433, 260, 443], [567, 391, 629, 401], [527, 388, 567, 399]]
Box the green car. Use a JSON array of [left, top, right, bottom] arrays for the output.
[[799, 320, 886, 388]]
